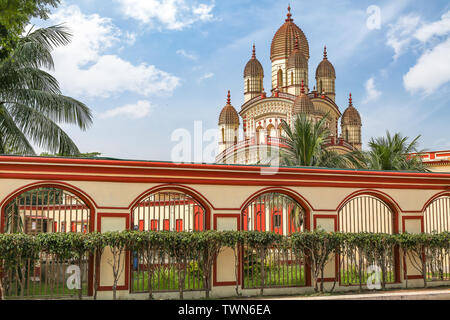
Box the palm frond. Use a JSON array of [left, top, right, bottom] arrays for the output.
[[3, 89, 92, 130], [0, 103, 35, 155], [7, 102, 81, 155]]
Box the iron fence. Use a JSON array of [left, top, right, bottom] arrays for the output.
[[1, 187, 91, 299], [424, 196, 450, 281], [241, 192, 306, 288], [338, 195, 396, 286]]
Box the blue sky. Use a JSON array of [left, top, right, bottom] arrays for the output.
[[33, 0, 450, 161]]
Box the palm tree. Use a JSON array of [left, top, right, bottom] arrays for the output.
[[278, 113, 348, 168], [0, 24, 92, 155], [346, 131, 429, 172]]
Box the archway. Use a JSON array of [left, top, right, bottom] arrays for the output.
[[241, 191, 309, 289], [423, 195, 450, 282], [0, 184, 94, 299], [338, 194, 398, 286], [130, 188, 209, 293]]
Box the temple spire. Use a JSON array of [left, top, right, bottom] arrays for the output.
[[349, 92, 353, 106], [285, 4, 293, 22], [252, 43, 256, 59], [227, 90, 231, 105], [323, 46, 327, 60]]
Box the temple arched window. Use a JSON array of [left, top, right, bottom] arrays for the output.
[[277, 69, 283, 88]]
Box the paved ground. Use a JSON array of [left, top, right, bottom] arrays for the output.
[[250, 287, 450, 300]]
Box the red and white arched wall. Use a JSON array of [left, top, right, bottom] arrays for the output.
[[0, 156, 449, 298]]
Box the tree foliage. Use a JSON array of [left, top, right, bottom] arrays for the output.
[[1, 230, 449, 299], [0, 25, 93, 155], [279, 113, 349, 168], [346, 131, 429, 172], [0, 0, 60, 57]]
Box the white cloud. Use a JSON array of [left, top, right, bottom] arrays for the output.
[[414, 11, 450, 42], [99, 100, 153, 119], [386, 14, 421, 60], [362, 77, 381, 103], [199, 72, 214, 81], [386, 10, 450, 94], [116, 0, 214, 30], [47, 5, 180, 98], [403, 38, 450, 94], [176, 49, 197, 60]]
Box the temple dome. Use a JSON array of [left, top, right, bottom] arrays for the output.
[[341, 94, 361, 125], [287, 37, 307, 69], [316, 46, 336, 79], [293, 81, 314, 115], [270, 6, 309, 61], [219, 91, 240, 125], [244, 44, 264, 77]]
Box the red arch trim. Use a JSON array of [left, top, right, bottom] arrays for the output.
[[128, 184, 212, 230], [421, 191, 450, 212]]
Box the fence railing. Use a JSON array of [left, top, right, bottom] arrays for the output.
[[242, 245, 306, 289], [131, 250, 203, 293]]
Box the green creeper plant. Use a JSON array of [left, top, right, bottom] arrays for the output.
[[221, 231, 244, 296], [292, 230, 341, 293], [191, 231, 223, 299], [127, 231, 164, 300], [242, 231, 283, 296], [85, 231, 107, 300], [103, 231, 133, 300]]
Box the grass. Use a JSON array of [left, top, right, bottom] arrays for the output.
[[340, 266, 395, 286], [4, 281, 88, 299], [243, 265, 305, 288], [131, 266, 204, 292]]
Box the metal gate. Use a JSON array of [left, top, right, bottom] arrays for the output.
[[130, 190, 206, 293], [338, 195, 396, 285], [1, 186, 92, 299], [241, 192, 306, 288], [424, 196, 450, 281]]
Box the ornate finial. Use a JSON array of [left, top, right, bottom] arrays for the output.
[[252, 43, 256, 59], [301, 80, 305, 94], [286, 4, 293, 22], [227, 90, 231, 104], [349, 93, 352, 106], [323, 46, 327, 59]]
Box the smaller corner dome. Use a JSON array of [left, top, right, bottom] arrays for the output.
[[244, 45, 264, 78], [293, 82, 314, 114], [341, 94, 361, 125], [315, 46, 336, 79], [219, 91, 240, 125], [287, 39, 307, 69]]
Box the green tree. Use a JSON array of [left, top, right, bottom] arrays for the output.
[[0, 25, 92, 155], [278, 113, 348, 168], [346, 131, 429, 172], [0, 0, 60, 57]]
